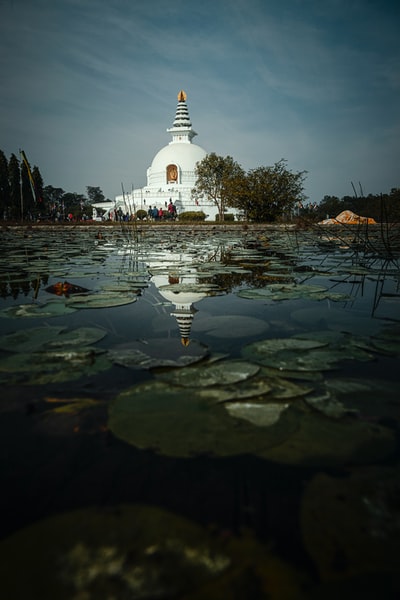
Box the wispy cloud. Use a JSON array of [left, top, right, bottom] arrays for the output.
[[0, 0, 398, 202]]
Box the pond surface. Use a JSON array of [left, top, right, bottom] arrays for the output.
[[0, 223, 399, 599]]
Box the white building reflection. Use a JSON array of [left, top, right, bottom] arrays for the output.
[[150, 268, 208, 346]]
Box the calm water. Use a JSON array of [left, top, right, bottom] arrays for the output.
[[0, 224, 399, 599]]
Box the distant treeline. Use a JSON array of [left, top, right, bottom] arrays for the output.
[[300, 189, 400, 222], [0, 150, 107, 222]]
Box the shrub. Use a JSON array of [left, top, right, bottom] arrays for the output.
[[215, 213, 235, 222], [178, 211, 207, 222], [136, 209, 147, 220]]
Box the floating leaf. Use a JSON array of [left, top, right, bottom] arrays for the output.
[[243, 338, 327, 356], [0, 325, 66, 353], [46, 326, 107, 349], [236, 283, 328, 301], [225, 402, 290, 427], [0, 348, 112, 385], [66, 293, 137, 308], [108, 380, 299, 457], [157, 359, 260, 387], [109, 338, 209, 369], [197, 378, 273, 403], [0, 302, 77, 318], [303, 390, 353, 418]]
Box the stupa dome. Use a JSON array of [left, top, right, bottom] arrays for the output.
[[148, 142, 206, 187]]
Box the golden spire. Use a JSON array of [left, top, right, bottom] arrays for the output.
[[177, 90, 187, 102]]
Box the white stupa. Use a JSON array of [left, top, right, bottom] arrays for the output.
[[94, 90, 219, 221]]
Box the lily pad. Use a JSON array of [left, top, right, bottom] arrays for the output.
[[236, 283, 334, 302], [197, 378, 273, 403], [0, 325, 66, 353], [0, 302, 77, 318], [225, 402, 290, 427], [108, 380, 299, 457], [157, 359, 260, 387], [46, 326, 108, 349], [66, 293, 137, 308], [0, 348, 112, 385], [108, 338, 209, 369]]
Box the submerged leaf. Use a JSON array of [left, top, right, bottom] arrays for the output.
[[301, 466, 400, 581], [0, 504, 310, 599], [259, 411, 396, 466]]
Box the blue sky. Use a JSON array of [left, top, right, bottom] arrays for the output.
[[1, 0, 399, 203]]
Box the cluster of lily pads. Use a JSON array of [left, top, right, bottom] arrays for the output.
[[107, 324, 399, 466], [0, 226, 399, 467]]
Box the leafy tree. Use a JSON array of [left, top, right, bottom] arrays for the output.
[[62, 192, 87, 219], [0, 151, 10, 218], [20, 159, 35, 218], [192, 153, 245, 221], [8, 153, 21, 220], [86, 186, 105, 204], [314, 195, 344, 221], [43, 185, 65, 206], [236, 160, 307, 222], [32, 166, 44, 205], [381, 188, 400, 222]]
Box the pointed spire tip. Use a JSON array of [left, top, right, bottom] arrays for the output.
[[178, 90, 187, 102]]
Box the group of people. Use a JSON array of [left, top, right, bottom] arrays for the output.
[[148, 200, 177, 221]]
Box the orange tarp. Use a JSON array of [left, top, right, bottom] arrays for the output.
[[319, 210, 377, 225]]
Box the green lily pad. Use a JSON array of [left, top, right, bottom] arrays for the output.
[[243, 333, 375, 372], [0, 302, 77, 318], [236, 283, 329, 301], [0, 348, 112, 385], [0, 325, 66, 353], [108, 380, 299, 457], [66, 293, 137, 308], [108, 338, 209, 369], [46, 326, 108, 348], [225, 402, 290, 427], [157, 359, 260, 387], [303, 390, 354, 418], [243, 338, 327, 356], [197, 378, 273, 403]]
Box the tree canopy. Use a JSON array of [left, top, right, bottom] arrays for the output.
[[193, 154, 307, 222], [192, 153, 245, 221]]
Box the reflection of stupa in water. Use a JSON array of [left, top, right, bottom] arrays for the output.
[[150, 270, 208, 346]]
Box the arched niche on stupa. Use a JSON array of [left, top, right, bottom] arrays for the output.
[[166, 163, 179, 184]]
